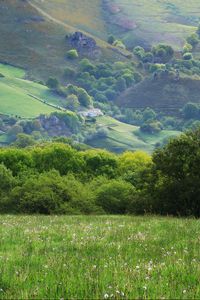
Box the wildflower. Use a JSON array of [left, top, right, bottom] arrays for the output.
[[143, 286, 147, 290], [136, 265, 140, 270], [104, 293, 109, 299], [183, 290, 187, 294]]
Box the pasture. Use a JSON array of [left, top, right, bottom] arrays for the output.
[[90, 116, 180, 153], [0, 215, 199, 299], [0, 64, 61, 118]]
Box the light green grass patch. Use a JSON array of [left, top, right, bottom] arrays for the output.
[[0, 64, 25, 79]]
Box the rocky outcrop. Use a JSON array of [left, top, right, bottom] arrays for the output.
[[39, 115, 71, 137], [68, 31, 101, 58]]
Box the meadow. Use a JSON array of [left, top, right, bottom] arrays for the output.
[[90, 116, 180, 153], [0, 64, 61, 118], [0, 215, 200, 299]]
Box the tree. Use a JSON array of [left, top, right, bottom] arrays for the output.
[[107, 35, 115, 45], [67, 49, 79, 59], [183, 43, 193, 54], [183, 52, 193, 60], [78, 88, 93, 107], [46, 77, 59, 90], [115, 77, 127, 92], [186, 34, 199, 48], [152, 44, 174, 63], [79, 59, 95, 72], [182, 102, 199, 119], [152, 128, 200, 216], [142, 107, 157, 122], [64, 67, 76, 79], [13, 133, 35, 148], [66, 94, 80, 111], [113, 40, 126, 49]]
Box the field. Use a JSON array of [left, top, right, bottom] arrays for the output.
[[89, 116, 180, 153], [0, 215, 200, 299], [0, 64, 61, 118]]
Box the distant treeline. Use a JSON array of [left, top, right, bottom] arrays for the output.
[[0, 128, 199, 217]]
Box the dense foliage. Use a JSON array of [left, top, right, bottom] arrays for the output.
[[0, 128, 199, 216]]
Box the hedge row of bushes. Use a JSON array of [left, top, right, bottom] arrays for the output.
[[0, 128, 200, 216]]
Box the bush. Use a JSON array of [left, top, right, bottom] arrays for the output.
[[95, 180, 134, 214]]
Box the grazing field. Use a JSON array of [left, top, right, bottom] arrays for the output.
[[0, 215, 199, 299], [89, 116, 180, 153], [0, 64, 61, 118]]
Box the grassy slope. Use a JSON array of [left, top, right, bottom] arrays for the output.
[[30, 0, 107, 40], [88, 116, 180, 153], [0, 64, 61, 118], [0, 215, 200, 299], [0, 0, 131, 82], [105, 0, 199, 49], [117, 76, 200, 114]]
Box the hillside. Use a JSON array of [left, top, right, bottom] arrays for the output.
[[117, 75, 200, 114], [103, 0, 199, 49], [0, 0, 131, 82]]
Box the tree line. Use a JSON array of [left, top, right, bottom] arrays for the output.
[[0, 128, 200, 216]]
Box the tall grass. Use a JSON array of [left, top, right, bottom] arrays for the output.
[[0, 215, 200, 299]]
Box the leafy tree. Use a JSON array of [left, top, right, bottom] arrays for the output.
[[78, 88, 93, 107], [107, 35, 115, 45], [142, 107, 157, 122], [183, 52, 193, 60], [66, 94, 80, 111], [183, 43, 193, 54], [13, 133, 35, 148], [115, 77, 127, 92], [67, 49, 79, 59], [113, 40, 126, 49], [186, 34, 199, 47], [46, 77, 59, 90], [152, 44, 174, 63], [79, 59, 95, 72], [152, 128, 200, 216], [182, 102, 199, 119], [64, 67, 76, 79]]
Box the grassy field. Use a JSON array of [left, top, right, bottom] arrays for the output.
[[89, 116, 180, 153], [0, 64, 61, 118], [0, 215, 200, 299]]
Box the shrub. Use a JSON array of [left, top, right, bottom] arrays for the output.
[[95, 180, 134, 214]]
